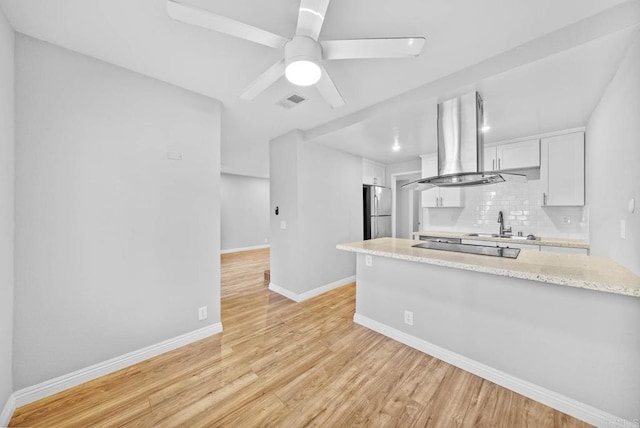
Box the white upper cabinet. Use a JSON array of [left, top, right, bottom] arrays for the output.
[[484, 146, 497, 172], [363, 158, 386, 186], [484, 139, 540, 171], [540, 132, 585, 207], [420, 154, 463, 208]]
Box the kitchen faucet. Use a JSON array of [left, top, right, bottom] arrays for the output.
[[497, 210, 512, 236]]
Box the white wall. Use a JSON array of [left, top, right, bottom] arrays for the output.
[[386, 158, 421, 187], [13, 35, 221, 389], [297, 143, 362, 292], [355, 254, 640, 423], [220, 173, 269, 251], [587, 33, 640, 275], [0, 5, 14, 416], [269, 131, 300, 290], [269, 131, 362, 297], [422, 179, 589, 239], [396, 180, 411, 239]]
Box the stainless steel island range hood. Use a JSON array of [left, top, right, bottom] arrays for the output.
[[404, 92, 525, 190]]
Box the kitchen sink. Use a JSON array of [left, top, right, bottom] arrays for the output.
[[413, 241, 520, 259]]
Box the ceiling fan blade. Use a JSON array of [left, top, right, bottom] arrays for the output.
[[315, 66, 344, 109], [295, 0, 331, 41], [239, 59, 286, 101], [167, 0, 289, 49], [321, 37, 426, 60]]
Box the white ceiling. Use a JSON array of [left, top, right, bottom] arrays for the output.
[[0, 0, 636, 177], [308, 25, 640, 163]]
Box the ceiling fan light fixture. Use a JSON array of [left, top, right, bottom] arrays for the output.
[[285, 35, 322, 86], [285, 60, 321, 86], [167, 0, 426, 107]]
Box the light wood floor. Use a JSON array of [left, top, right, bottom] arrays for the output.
[[10, 248, 590, 427]]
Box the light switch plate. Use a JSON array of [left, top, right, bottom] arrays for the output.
[[620, 219, 626, 239], [280, 221, 287, 230]]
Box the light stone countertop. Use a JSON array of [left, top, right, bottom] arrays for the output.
[[337, 237, 640, 298], [412, 230, 589, 249]]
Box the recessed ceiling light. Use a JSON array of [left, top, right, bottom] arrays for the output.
[[392, 135, 401, 151]]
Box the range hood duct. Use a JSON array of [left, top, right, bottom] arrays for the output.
[[404, 92, 525, 190]]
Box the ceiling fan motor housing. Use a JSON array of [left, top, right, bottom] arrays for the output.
[[285, 36, 322, 67]]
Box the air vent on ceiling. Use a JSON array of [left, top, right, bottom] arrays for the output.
[[276, 93, 307, 109]]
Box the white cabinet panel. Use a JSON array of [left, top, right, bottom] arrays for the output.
[[422, 189, 440, 208], [484, 146, 497, 172], [363, 159, 386, 186], [484, 139, 540, 171], [420, 154, 463, 208], [440, 187, 463, 207], [498, 139, 540, 170], [540, 132, 584, 206]]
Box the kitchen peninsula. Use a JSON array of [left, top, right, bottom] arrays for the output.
[[337, 237, 640, 426]]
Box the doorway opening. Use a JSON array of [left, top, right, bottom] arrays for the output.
[[391, 171, 421, 239]]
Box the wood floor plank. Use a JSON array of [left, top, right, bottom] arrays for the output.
[[10, 248, 591, 427]]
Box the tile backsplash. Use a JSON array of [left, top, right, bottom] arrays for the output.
[[423, 179, 589, 240]]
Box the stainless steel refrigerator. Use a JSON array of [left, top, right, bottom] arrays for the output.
[[363, 185, 392, 240]]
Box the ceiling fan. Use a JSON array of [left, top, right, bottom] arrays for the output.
[[167, 0, 426, 108]]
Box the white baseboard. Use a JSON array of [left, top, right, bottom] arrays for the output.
[[14, 322, 223, 407], [220, 244, 270, 254], [353, 313, 638, 428], [268, 282, 301, 302], [0, 393, 16, 428], [269, 276, 355, 303]]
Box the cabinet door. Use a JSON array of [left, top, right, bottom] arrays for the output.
[[421, 155, 439, 207], [362, 159, 386, 186], [484, 146, 497, 171], [541, 132, 584, 206], [497, 139, 540, 170], [372, 163, 386, 186]]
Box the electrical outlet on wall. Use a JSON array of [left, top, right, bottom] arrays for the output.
[[404, 310, 414, 326], [198, 306, 207, 321], [365, 255, 373, 267]]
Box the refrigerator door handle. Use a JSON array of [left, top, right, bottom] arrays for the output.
[[374, 195, 378, 216]]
